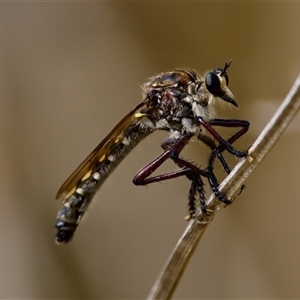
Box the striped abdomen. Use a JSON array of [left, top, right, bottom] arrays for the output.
[[55, 120, 153, 244]]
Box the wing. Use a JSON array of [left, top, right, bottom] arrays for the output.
[[56, 98, 149, 201]]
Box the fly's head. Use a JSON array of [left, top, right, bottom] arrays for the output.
[[204, 60, 238, 109]]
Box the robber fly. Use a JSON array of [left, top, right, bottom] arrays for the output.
[[55, 60, 250, 244]]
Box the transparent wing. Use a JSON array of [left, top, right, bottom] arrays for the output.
[[56, 99, 149, 200]]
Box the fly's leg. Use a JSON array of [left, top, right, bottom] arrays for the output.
[[198, 134, 232, 175], [205, 118, 250, 171], [132, 137, 208, 216], [171, 155, 233, 213], [196, 117, 249, 158], [186, 172, 198, 219], [184, 170, 207, 219], [199, 134, 245, 197], [198, 118, 250, 196], [133, 134, 233, 216], [134, 118, 250, 185], [132, 133, 194, 185]]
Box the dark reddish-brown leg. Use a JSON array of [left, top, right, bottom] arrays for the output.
[[133, 118, 250, 215]]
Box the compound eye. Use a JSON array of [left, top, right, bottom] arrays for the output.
[[205, 71, 222, 97]]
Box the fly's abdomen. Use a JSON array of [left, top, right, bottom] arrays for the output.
[[55, 171, 101, 243], [55, 122, 153, 244]]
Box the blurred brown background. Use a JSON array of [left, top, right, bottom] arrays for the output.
[[1, 2, 300, 299]]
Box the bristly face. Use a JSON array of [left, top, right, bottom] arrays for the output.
[[205, 60, 238, 108]]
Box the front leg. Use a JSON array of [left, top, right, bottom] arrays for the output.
[[198, 134, 232, 175], [197, 118, 250, 201], [197, 117, 249, 158], [197, 117, 249, 171]]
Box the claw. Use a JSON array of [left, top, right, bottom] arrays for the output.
[[247, 146, 254, 163], [184, 213, 196, 221]]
